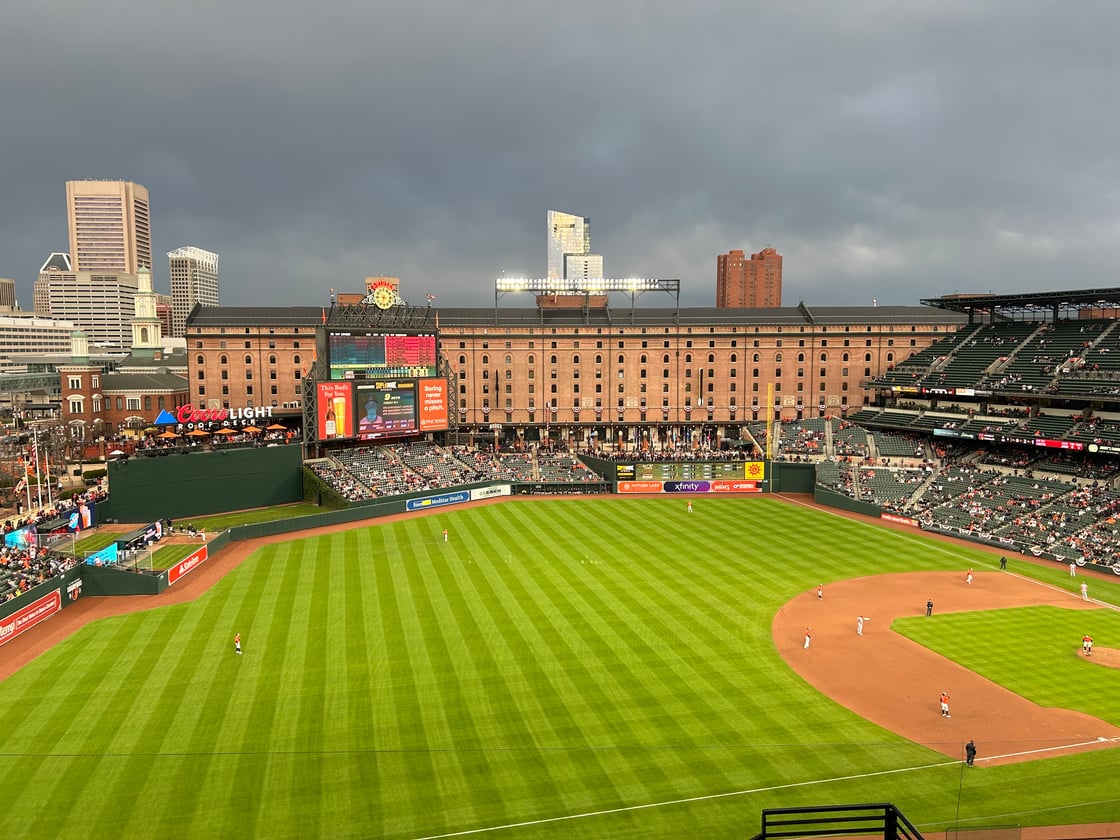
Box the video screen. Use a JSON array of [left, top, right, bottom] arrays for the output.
[[417, 378, 449, 432], [316, 381, 355, 440], [354, 380, 418, 440], [328, 332, 438, 380]]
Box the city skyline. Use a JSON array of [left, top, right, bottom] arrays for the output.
[[2, 3, 1119, 311]]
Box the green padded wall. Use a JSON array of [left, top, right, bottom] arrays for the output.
[[107, 445, 303, 522]]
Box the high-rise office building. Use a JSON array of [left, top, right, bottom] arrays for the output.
[[42, 270, 139, 349], [168, 246, 219, 337], [716, 247, 783, 308], [547, 210, 603, 280], [34, 252, 74, 315], [66, 180, 152, 273]]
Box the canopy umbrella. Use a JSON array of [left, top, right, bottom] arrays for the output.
[[186, 429, 211, 437], [213, 427, 237, 435], [266, 423, 287, 431], [109, 449, 125, 456], [158, 430, 179, 439], [242, 425, 263, 434]]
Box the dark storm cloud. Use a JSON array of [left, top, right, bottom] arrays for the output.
[[2, 1, 1119, 311]]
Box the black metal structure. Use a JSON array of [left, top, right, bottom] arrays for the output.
[[921, 287, 1120, 323], [750, 803, 924, 840], [301, 301, 456, 455]]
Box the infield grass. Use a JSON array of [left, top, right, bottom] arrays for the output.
[[1, 496, 1118, 839]]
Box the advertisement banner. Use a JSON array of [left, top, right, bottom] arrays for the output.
[[709, 480, 762, 493], [470, 485, 511, 501], [85, 543, 119, 566], [3, 525, 37, 551], [618, 481, 667, 493], [418, 378, 449, 431], [405, 490, 470, 511], [66, 500, 96, 532], [167, 546, 209, 586], [317, 381, 354, 441], [0, 590, 61, 647]]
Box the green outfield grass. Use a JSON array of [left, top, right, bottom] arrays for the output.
[[179, 502, 323, 532], [2, 496, 1119, 839]]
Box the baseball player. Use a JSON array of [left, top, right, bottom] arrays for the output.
[[234, 633, 242, 655], [939, 691, 951, 718], [817, 584, 823, 600], [966, 568, 973, 585], [1083, 634, 1093, 656], [687, 500, 693, 513], [443, 528, 448, 542], [856, 615, 870, 636], [803, 627, 812, 649], [1070, 561, 1077, 578], [1081, 582, 1089, 601]]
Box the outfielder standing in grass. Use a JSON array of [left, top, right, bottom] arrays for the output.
[[443, 528, 448, 542], [234, 633, 242, 655]]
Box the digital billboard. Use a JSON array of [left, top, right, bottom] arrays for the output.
[[355, 380, 418, 440], [328, 332, 438, 380], [418, 378, 449, 432], [317, 381, 355, 440]]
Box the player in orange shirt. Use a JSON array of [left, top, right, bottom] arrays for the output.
[[234, 633, 242, 655], [1083, 634, 1093, 656], [939, 691, 951, 718]]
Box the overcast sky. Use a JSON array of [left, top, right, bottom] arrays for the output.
[[2, 1, 1118, 311]]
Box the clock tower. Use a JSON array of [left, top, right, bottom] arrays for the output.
[[131, 265, 163, 356]]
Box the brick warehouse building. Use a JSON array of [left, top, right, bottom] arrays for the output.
[[186, 298, 966, 450]]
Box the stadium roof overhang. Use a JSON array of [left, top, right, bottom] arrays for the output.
[[921, 288, 1120, 321]]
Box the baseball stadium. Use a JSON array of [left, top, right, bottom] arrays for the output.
[[2, 286, 1120, 839]]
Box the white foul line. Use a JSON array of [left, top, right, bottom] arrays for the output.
[[413, 734, 1120, 839], [412, 759, 958, 839]]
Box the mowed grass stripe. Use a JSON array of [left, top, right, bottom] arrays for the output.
[[173, 539, 309, 838], [433, 546, 574, 830], [516, 552, 740, 799], [376, 526, 447, 837], [449, 540, 626, 813]]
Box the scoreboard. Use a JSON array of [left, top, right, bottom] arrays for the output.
[[616, 462, 759, 480], [615, 461, 766, 493]]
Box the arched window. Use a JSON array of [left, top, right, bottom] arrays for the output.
[[730, 353, 737, 362], [527, 355, 535, 364], [797, 353, 805, 362], [550, 355, 558, 364], [775, 353, 783, 363], [504, 354, 512, 364], [820, 352, 827, 362], [573, 355, 580, 365], [685, 354, 692, 363], [293, 355, 301, 365], [220, 355, 228, 365], [640, 354, 647, 364], [617, 354, 625, 364], [269, 355, 277, 365], [662, 354, 670, 364], [864, 353, 872, 362], [459, 355, 466, 365], [753, 353, 760, 363], [244, 355, 252, 365], [481, 355, 489, 365], [196, 354, 204, 365]]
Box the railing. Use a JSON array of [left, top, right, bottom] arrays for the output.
[[750, 803, 923, 840]]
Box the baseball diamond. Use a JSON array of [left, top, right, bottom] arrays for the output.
[[0, 494, 1119, 839]]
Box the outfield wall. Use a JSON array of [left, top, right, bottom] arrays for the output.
[[108, 445, 303, 522], [0, 566, 83, 646]]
